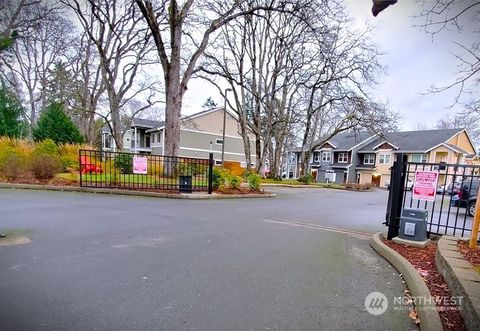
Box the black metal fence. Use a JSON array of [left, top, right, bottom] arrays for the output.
[[79, 149, 213, 193], [386, 154, 480, 239]]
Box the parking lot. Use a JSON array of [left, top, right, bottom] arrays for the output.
[[0, 188, 417, 330]]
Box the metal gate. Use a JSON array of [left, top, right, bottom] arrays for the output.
[[385, 154, 480, 239]]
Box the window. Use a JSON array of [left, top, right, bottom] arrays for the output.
[[379, 154, 391, 164], [215, 138, 223, 145], [364, 154, 375, 165], [288, 153, 296, 164], [411, 154, 427, 163], [215, 160, 223, 166], [152, 134, 156, 143], [338, 153, 348, 163], [313, 152, 320, 162], [322, 151, 332, 162]]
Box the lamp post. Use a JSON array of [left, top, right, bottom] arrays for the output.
[[221, 88, 232, 166]]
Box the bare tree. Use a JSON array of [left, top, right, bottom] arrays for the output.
[[0, 2, 75, 135], [418, 0, 479, 110], [198, 1, 322, 173], [135, 0, 307, 157], [64, 0, 162, 149]]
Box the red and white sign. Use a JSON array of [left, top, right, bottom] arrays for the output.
[[133, 156, 148, 174], [412, 170, 439, 201]]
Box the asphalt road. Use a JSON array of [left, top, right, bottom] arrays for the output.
[[0, 188, 417, 330]]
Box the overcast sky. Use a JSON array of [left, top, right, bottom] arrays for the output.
[[181, 0, 477, 131]]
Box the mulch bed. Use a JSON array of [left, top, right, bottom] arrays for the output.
[[383, 240, 466, 331], [457, 241, 480, 269]]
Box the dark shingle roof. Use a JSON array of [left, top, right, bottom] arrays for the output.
[[131, 117, 164, 129], [299, 131, 373, 152], [357, 128, 463, 153]]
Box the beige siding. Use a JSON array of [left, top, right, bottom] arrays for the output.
[[178, 130, 256, 164], [182, 108, 254, 139], [447, 131, 476, 154], [359, 171, 373, 185]]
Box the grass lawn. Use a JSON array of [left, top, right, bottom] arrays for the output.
[[56, 173, 208, 187], [261, 178, 345, 189]]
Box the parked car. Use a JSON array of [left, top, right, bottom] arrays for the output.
[[452, 179, 478, 217], [445, 181, 463, 195]]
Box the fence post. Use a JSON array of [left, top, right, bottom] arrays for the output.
[[208, 153, 214, 194], [78, 149, 82, 187], [387, 153, 407, 240]]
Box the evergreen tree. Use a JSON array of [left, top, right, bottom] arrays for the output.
[[33, 102, 84, 144], [202, 97, 218, 110], [0, 81, 25, 138]]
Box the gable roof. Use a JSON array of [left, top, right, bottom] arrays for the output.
[[317, 131, 375, 152], [358, 128, 464, 153], [131, 117, 164, 129]]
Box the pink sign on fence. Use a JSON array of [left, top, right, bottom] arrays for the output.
[[412, 170, 439, 201], [133, 156, 148, 174]]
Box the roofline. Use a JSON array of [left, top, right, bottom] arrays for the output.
[[424, 141, 468, 154], [372, 140, 399, 150], [348, 132, 379, 152], [456, 129, 477, 154]]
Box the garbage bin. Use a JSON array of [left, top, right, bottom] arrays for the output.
[[179, 175, 192, 193], [399, 208, 428, 241]]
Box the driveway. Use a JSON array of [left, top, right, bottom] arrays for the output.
[[0, 188, 416, 330]]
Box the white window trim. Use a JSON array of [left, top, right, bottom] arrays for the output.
[[411, 154, 427, 163], [379, 154, 391, 164], [338, 153, 348, 163], [322, 151, 332, 162], [313, 152, 320, 162], [364, 154, 375, 165], [214, 160, 223, 166], [215, 138, 224, 145]]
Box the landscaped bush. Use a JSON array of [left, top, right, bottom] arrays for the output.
[[114, 153, 133, 174], [227, 174, 242, 189], [244, 171, 261, 191], [212, 167, 228, 189], [298, 173, 314, 184], [223, 161, 244, 176], [33, 139, 60, 158], [147, 158, 163, 176], [2, 153, 26, 179], [58, 143, 82, 171], [30, 154, 62, 179], [345, 182, 372, 191], [0, 138, 30, 179], [178, 161, 208, 176]]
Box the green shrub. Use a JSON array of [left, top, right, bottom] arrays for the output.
[[33, 139, 59, 157], [228, 174, 242, 189], [298, 173, 314, 184], [212, 167, 228, 189], [114, 153, 133, 174], [245, 171, 261, 191], [30, 154, 62, 179]]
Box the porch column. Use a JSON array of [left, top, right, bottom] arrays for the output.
[[134, 127, 137, 153]]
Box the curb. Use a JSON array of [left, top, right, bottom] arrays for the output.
[[370, 232, 444, 331], [0, 183, 276, 200], [436, 236, 480, 331]]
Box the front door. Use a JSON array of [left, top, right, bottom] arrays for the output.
[[371, 174, 381, 187]]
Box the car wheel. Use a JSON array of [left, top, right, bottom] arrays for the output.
[[467, 201, 476, 217]]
